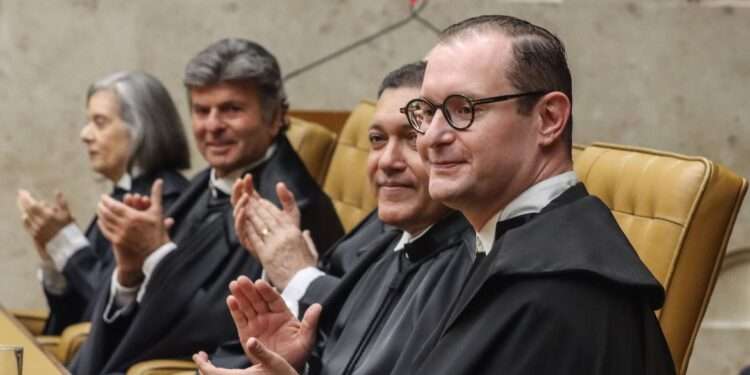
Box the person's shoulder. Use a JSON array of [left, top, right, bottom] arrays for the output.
[[492, 274, 640, 316]]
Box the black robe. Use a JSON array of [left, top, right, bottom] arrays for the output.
[[43, 169, 188, 335], [299, 210, 394, 311], [310, 212, 472, 375], [69, 135, 344, 375], [394, 184, 676, 375], [209, 210, 398, 369]]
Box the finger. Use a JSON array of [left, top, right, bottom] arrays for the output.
[[233, 194, 249, 221], [25, 198, 47, 217], [54, 191, 70, 213], [242, 174, 256, 197], [17, 189, 37, 213], [227, 295, 249, 329], [100, 195, 130, 217], [299, 303, 323, 346], [149, 179, 164, 213], [97, 197, 124, 232], [254, 279, 290, 314], [164, 217, 175, 232], [254, 198, 284, 229], [231, 178, 244, 207], [245, 338, 298, 374], [276, 183, 300, 226], [234, 275, 269, 315], [246, 201, 274, 239], [229, 278, 258, 320], [302, 230, 319, 262], [192, 351, 221, 374]]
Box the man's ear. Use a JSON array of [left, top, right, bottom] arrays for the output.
[[268, 106, 284, 137], [535, 92, 570, 147]]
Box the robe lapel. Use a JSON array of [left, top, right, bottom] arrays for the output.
[[441, 184, 588, 333], [319, 230, 401, 333]]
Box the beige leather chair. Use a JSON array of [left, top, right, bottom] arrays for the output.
[[286, 116, 338, 185], [574, 142, 747, 375], [321, 100, 378, 231], [126, 360, 196, 375]]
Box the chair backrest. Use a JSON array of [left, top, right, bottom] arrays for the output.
[[574, 142, 748, 375], [322, 101, 378, 231], [286, 116, 339, 185]]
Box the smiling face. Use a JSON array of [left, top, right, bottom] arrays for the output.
[[80, 89, 132, 182], [418, 32, 542, 229], [189, 81, 281, 177], [367, 86, 450, 234]]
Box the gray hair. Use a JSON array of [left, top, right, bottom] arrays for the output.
[[87, 71, 191, 175], [183, 38, 289, 130], [377, 61, 426, 98]]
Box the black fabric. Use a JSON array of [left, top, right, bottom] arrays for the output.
[[298, 210, 395, 314], [311, 212, 472, 375], [209, 210, 397, 369], [69, 135, 344, 375], [392, 183, 676, 375], [42, 169, 188, 335]]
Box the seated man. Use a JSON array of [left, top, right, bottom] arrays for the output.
[[392, 14, 676, 375], [69, 38, 343, 375], [195, 61, 473, 375]]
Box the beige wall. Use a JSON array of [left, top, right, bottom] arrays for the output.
[[0, 0, 747, 372]]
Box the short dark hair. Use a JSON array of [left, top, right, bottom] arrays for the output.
[[377, 61, 426, 98], [441, 15, 573, 147], [183, 38, 289, 130], [87, 71, 191, 175]]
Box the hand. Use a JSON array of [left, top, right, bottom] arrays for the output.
[[232, 175, 300, 227], [234, 180, 317, 289], [17, 190, 75, 260], [97, 179, 172, 286], [193, 338, 300, 375], [227, 276, 321, 370]]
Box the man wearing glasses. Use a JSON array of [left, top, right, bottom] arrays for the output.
[[394, 14, 676, 375]]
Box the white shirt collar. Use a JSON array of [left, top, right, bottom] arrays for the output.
[[115, 173, 133, 192], [475, 171, 579, 254], [393, 224, 434, 252], [210, 143, 277, 197]]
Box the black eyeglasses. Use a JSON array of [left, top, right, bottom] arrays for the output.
[[400, 91, 548, 133]]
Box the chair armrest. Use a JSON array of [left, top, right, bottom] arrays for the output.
[[8, 308, 48, 336], [126, 359, 197, 375], [35, 335, 62, 359], [55, 321, 91, 365]]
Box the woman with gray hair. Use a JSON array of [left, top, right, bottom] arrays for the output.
[[17, 71, 191, 335]]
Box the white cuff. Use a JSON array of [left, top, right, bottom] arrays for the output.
[[38, 259, 68, 295], [46, 223, 89, 272], [103, 270, 140, 323], [137, 241, 178, 303], [281, 267, 325, 318]]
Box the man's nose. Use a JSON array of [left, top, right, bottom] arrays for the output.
[[421, 110, 454, 147], [379, 140, 407, 171], [204, 109, 225, 132]]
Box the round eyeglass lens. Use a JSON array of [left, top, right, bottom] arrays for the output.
[[444, 95, 474, 129], [406, 99, 433, 132]]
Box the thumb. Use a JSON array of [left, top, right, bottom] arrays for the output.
[[276, 182, 300, 226], [245, 338, 289, 370], [163, 217, 175, 232], [55, 191, 70, 212], [299, 303, 322, 346], [302, 230, 318, 262], [149, 179, 164, 213]]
